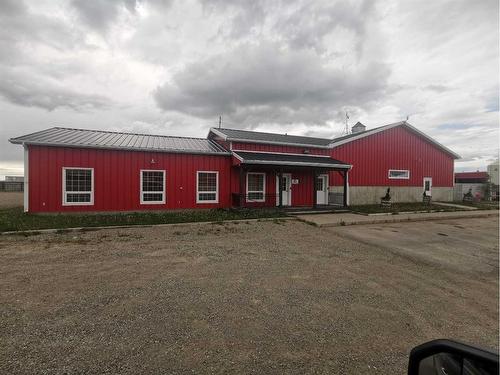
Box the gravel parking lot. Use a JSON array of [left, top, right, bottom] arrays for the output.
[[0, 217, 498, 374]]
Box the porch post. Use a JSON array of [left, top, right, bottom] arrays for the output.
[[278, 169, 283, 207], [343, 170, 349, 207], [312, 169, 318, 208], [239, 166, 245, 207]]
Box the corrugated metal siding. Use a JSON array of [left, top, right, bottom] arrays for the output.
[[329, 126, 454, 187], [232, 142, 329, 155], [28, 145, 232, 212]]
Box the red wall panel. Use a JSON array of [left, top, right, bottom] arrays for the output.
[[28, 146, 232, 213], [231, 142, 329, 156], [328, 126, 454, 187]]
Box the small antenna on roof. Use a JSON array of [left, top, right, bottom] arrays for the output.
[[343, 111, 350, 135], [406, 115, 410, 121], [218, 115, 222, 129]]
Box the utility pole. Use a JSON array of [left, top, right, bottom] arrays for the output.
[[218, 115, 222, 129]]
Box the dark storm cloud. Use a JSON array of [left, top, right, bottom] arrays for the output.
[[154, 42, 391, 125]]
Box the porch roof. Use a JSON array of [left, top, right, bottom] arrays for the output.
[[232, 151, 351, 169]]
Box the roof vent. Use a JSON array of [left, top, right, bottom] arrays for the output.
[[351, 122, 366, 134]]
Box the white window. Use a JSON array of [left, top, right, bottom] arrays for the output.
[[140, 170, 165, 204], [246, 172, 266, 202], [197, 171, 218, 203], [62, 167, 94, 205], [388, 169, 410, 179]]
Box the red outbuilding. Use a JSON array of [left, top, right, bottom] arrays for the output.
[[9, 121, 459, 213]]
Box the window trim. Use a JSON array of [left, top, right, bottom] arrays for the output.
[[62, 167, 94, 206], [196, 171, 219, 204], [388, 169, 410, 180], [246, 172, 266, 202], [140, 169, 166, 205]]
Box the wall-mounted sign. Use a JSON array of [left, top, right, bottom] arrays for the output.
[[291, 179, 299, 184]]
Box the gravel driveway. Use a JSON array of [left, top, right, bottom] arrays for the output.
[[0, 217, 498, 374]]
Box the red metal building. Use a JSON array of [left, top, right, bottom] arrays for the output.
[[9, 121, 459, 213]]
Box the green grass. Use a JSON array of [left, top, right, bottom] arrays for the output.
[[350, 202, 466, 215], [0, 207, 286, 233]]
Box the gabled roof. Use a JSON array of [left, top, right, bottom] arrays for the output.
[[209, 127, 332, 148], [210, 122, 460, 159], [330, 121, 461, 159], [232, 151, 351, 169], [9, 127, 230, 155]]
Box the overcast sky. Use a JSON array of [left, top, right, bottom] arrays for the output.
[[0, 0, 498, 177]]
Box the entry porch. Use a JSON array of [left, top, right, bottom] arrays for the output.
[[230, 151, 351, 209]]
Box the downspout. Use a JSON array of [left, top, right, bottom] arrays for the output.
[[23, 143, 29, 212]]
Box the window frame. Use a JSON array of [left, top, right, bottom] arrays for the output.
[[196, 171, 219, 204], [140, 169, 166, 205], [246, 172, 266, 202], [388, 169, 410, 180], [62, 167, 94, 206]]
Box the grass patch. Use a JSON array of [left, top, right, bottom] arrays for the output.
[[0, 207, 286, 233], [350, 202, 466, 215]]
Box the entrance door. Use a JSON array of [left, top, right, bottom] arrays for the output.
[[276, 174, 292, 206], [316, 174, 328, 205], [423, 177, 432, 196]]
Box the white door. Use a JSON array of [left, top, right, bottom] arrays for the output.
[[276, 174, 292, 206], [316, 174, 328, 205], [423, 177, 432, 196]]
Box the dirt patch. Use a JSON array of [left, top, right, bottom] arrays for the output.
[[0, 218, 498, 374], [0, 192, 23, 208]]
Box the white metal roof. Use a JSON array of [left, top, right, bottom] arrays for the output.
[[9, 127, 230, 155]]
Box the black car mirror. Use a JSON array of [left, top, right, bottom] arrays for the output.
[[408, 339, 499, 375]]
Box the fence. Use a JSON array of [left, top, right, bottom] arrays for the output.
[[0, 181, 24, 192]]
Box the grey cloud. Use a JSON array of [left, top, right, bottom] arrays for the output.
[[274, 1, 375, 54], [71, 0, 138, 32], [424, 84, 451, 93], [201, 0, 268, 39], [0, 70, 113, 111], [0, 0, 83, 52], [154, 42, 391, 126], [200, 0, 375, 55]]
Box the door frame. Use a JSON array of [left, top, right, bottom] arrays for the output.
[[423, 177, 432, 196], [276, 173, 292, 206], [316, 174, 329, 205]]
